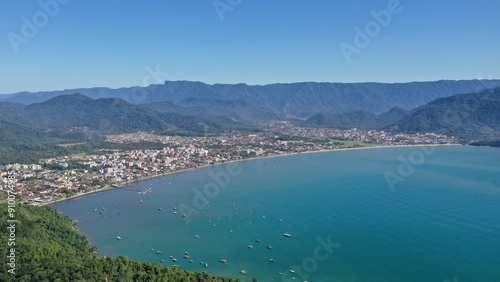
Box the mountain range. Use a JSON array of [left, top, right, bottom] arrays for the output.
[[1, 81, 500, 164], [2, 80, 500, 122]]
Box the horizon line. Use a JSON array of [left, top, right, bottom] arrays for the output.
[[2, 78, 500, 95]]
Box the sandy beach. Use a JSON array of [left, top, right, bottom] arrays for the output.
[[44, 143, 463, 206]]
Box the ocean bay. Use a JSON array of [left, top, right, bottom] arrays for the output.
[[51, 146, 500, 281]]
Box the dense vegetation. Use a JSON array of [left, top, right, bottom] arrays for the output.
[[0, 120, 107, 164], [0, 120, 74, 164], [0, 94, 224, 135], [0, 204, 249, 282], [388, 87, 500, 138], [302, 107, 409, 129], [143, 100, 279, 124]]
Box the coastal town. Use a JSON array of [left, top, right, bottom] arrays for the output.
[[0, 122, 459, 205]]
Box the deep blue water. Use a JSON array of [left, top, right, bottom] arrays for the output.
[[52, 146, 500, 281]]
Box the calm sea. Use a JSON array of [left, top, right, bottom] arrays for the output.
[[51, 146, 500, 281]]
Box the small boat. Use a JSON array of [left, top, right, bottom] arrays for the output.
[[172, 258, 177, 262], [116, 236, 122, 240], [173, 211, 177, 215], [156, 250, 162, 254], [204, 263, 208, 268], [183, 255, 189, 259], [268, 258, 274, 262], [247, 245, 253, 249], [184, 251, 189, 255], [288, 269, 295, 273], [283, 233, 292, 237], [220, 259, 227, 263], [151, 249, 154, 251], [266, 245, 272, 249], [140, 200, 143, 203], [160, 259, 164, 263], [278, 218, 283, 222], [158, 208, 163, 211], [194, 235, 200, 239], [255, 239, 261, 243], [240, 269, 248, 275], [173, 207, 177, 210], [188, 260, 193, 263], [169, 256, 174, 259]]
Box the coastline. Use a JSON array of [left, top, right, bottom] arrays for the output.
[[45, 143, 462, 206]]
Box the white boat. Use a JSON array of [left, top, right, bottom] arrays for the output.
[[116, 236, 122, 240], [283, 233, 292, 237]]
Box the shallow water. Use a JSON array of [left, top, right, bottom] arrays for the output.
[[52, 146, 500, 281]]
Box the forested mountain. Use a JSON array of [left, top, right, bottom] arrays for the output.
[[0, 94, 224, 135], [303, 107, 409, 129], [0, 204, 246, 282], [143, 99, 279, 124], [0, 120, 79, 164], [388, 87, 500, 137], [2, 80, 500, 119]]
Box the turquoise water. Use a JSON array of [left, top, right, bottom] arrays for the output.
[[52, 146, 500, 281]]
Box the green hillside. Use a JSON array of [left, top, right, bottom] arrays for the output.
[[0, 94, 224, 135], [389, 87, 500, 138], [0, 120, 74, 164]]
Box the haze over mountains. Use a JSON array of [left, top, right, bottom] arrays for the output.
[[2, 80, 500, 121], [1, 80, 499, 147]]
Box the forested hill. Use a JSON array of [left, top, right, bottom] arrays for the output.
[[388, 87, 500, 138], [0, 204, 249, 282], [0, 94, 224, 135]]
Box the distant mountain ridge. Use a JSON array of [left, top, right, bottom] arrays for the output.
[[2, 80, 500, 121]]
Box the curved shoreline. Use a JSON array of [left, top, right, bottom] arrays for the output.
[[46, 143, 462, 206]]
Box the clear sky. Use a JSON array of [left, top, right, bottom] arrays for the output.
[[0, 0, 499, 94]]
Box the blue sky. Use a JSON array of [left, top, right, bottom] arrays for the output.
[[1, 0, 499, 94]]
